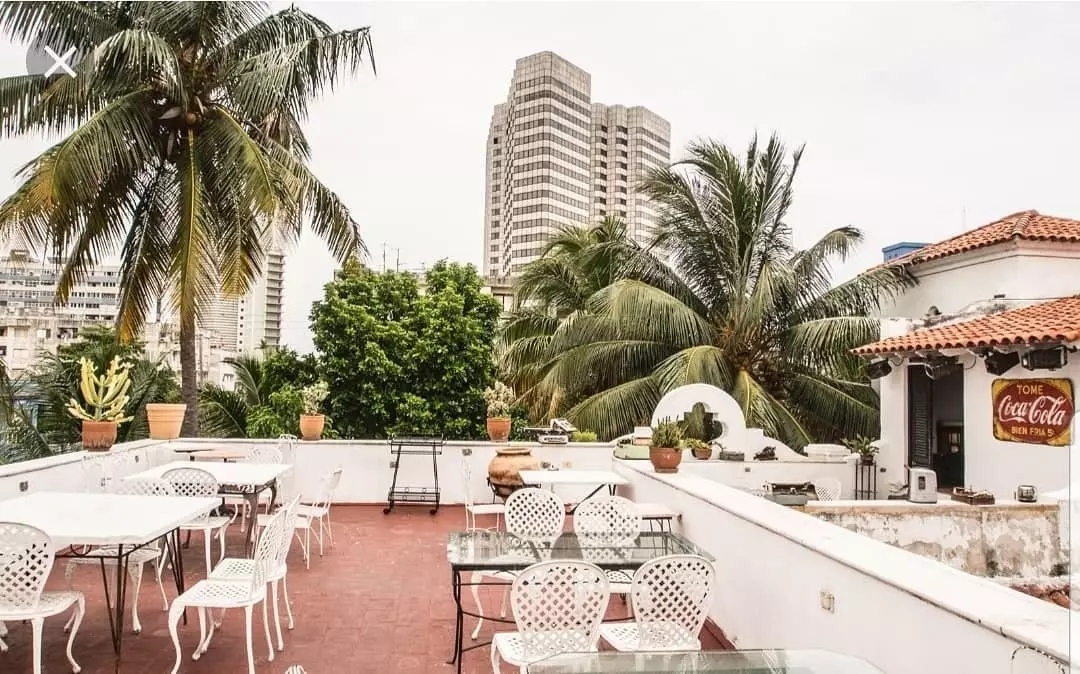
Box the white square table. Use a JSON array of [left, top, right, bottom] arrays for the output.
[[0, 491, 219, 658], [128, 460, 293, 555], [519, 469, 630, 510]]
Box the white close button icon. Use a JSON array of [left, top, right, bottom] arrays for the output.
[[43, 46, 77, 77]]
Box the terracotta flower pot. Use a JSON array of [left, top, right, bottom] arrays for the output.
[[299, 414, 325, 441], [649, 446, 683, 474], [82, 420, 117, 451], [691, 446, 712, 460], [487, 447, 542, 499], [486, 416, 512, 442], [146, 403, 186, 440]]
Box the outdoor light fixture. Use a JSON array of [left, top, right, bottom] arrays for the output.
[[924, 356, 961, 380], [984, 350, 1020, 376], [866, 359, 892, 380], [1021, 346, 1067, 371]]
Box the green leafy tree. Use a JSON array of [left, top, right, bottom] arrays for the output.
[[0, 1, 374, 436], [499, 134, 913, 447], [311, 259, 501, 439]]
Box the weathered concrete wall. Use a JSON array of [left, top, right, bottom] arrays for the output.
[[802, 500, 1064, 578]]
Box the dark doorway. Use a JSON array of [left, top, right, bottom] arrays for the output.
[[907, 364, 965, 488]]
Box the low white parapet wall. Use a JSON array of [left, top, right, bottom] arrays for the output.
[[613, 458, 1071, 674]]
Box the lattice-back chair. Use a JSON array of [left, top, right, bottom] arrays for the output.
[[812, 477, 842, 502], [491, 560, 610, 672], [0, 522, 85, 674], [246, 444, 284, 464], [162, 467, 232, 575], [167, 508, 285, 674], [471, 488, 566, 640], [62, 477, 176, 635], [461, 453, 505, 531], [574, 496, 642, 616], [600, 554, 716, 652], [1011, 646, 1068, 673]]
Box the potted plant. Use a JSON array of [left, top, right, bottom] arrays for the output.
[[67, 356, 134, 451], [649, 419, 684, 473], [483, 381, 515, 442], [718, 442, 745, 461], [146, 382, 186, 439], [298, 381, 329, 441], [571, 430, 598, 442], [685, 438, 711, 460], [843, 436, 878, 465]]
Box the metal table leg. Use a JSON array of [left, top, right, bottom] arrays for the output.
[[446, 569, 463, 671], [98, 545, 130, 659]]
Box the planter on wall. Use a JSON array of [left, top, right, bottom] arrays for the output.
[[487, 446, 541, 499], [299, 414, 325, 441], [649, 446, 683, 473], [82, 420, 117, 451], [146, 403, 186, 440], [486, 417, 511, 442]]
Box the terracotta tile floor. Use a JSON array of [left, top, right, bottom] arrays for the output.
[[11, 506, 727, 674]]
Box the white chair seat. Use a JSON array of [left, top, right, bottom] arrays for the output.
[[180, 515, 231, 531], [296, 504, 328, 518], [0, 591, 82, 621], [599, 621, 701, 652], [634, 502, 678, 519], [492, 632, 597, 666], [467, 503, 506, 516], [66, 545, 161, 565], [211, 558, 286, 584], [178, 579, 267, 609]]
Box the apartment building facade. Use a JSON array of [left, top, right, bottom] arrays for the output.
[[483, 51, 671, 277]]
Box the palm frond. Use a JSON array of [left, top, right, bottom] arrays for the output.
[[567, 376, 662, 441], [197, 384, 249, 438]]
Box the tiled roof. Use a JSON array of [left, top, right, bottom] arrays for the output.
[[886, 210, 1080, 267], [854, 296, 1080, 354]]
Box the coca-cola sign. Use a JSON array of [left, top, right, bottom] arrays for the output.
[[992, 378, 1074, 446]]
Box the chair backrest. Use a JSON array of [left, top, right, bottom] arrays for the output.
[[81, 451, 141, 492], [574, 496, 642, 539], [630, 554, 716, 650], [310, 467, 343, 508], [277, 495, 304, 566], [461, 454, 476, 509], [812, 478, 842, 502], [0, 522, 55, 612], [161, 467, 220, 524], [251, 507, 287, 594], [247, 445, 284, 464], [505, 487, 565, 539], [510, 560, 610, 660], [114, 476, 177, 497], [1010, 647, 1067, 674]]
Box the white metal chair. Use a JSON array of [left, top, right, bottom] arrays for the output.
[[167, 508, 285, 674], [463, 454, 505, 531], [573, 496, 641, 615], [599, 554, 716, 652], [490, 560, 610, 673], [258, 466, 341, 569], [471, 488, 565, 640], [0, 522, 85, 674], [226, 441, 289, 529], [812, 478, 842, 502], [162, 467, 233, 575], [1010, 646, 1067, 673], [61, 477, 175, 635], [211, 494, 303, 652]]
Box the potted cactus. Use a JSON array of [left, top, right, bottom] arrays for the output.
[[67, 357, 134, 451], [649, 419, 685, 473], [299, 381, 329, 441], [483, 382, 515, 442], [685, 438, 711, 460]]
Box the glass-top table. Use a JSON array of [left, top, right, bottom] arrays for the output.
[[447, 530, 713, 571], [525, 649, 886, 673]]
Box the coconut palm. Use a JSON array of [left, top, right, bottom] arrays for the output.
[[505, 134, 913, 447], [0, 1, 374, 435]]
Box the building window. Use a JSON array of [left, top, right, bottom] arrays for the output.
[[493, 137, 499, 144], [595, 196, 607, 204], [599, 149, 607, 157], [616, 125, 627, 133], [601, 125, 608, 132], [616, 162, 627, 169]]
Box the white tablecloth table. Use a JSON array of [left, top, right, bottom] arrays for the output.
[[519, 469, 630, 510], [0, 491, 219, 658], [128, 460, 293, 554]]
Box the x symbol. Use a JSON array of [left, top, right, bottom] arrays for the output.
[[43, 46, 77, 77]]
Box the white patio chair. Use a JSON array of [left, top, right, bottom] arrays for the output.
[[1010, 646, 1067, 673], [61, 477, 175, 635], [490, 560, 610, 673], [167, 508, 285, 674], [259, 466, 341, 569], [599, 554, 716, 652], [574, 496, 642, 615], [81, 450, 143, 493], [812, 477, 842, 502], [463, 453, 504, 531], [0, 522, 85, 674], [211, 494, 303, 652], [471, 487, 565, 640], [162, 467, 233, 575], [226, 441, 289, 529]]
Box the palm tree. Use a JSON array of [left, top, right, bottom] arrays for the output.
[[502, 134, 913, 447], [0, 2, 374, 435], [198, 354, 264, 437]]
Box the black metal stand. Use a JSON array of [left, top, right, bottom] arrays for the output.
[[854, 460, 877, 499], [384, 436, 443, 515]]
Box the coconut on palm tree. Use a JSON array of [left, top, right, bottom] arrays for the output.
[[499, 134, 913, 448], [0, 1, 374, 435]]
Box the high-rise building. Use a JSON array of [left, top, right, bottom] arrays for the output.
[[483, 52, 671, 277], [200, 246, 285, 354]]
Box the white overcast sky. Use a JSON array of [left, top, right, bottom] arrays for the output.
[[1, 1, 1078, 352]]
